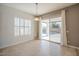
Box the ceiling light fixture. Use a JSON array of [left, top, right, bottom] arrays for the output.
[[34, 3, 40, 21]]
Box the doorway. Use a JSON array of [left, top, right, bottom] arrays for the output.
[[49, 17, 62, 44], [40, 20, 49, 40], [40, 17, 63, 44]]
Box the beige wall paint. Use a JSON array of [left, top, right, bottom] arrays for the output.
[[0, 5, 35, 49], [66, 4, 79, 47], [33, 21, 38, 39], [41, 10, 61, 20]]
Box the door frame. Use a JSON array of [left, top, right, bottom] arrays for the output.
[[39, 10, 67, 46], [61, 10, 67, 46]]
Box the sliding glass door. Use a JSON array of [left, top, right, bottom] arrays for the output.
[[40, 17, 62, 44], [49, 17, 62, 43], [40, 20, 49, 40]]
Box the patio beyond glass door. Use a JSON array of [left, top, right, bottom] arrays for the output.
[[40, 20, 49, 40], [49, 17, 62, 43], [40, 17, 62, 44]]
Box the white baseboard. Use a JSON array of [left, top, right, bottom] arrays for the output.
[[68, 45, 79, 50], [0, 39, 34, 49]]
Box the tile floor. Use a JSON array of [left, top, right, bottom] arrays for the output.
[[0, 40, 78, 56]]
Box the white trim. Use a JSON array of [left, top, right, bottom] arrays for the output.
[[61, 10, 67, 46], [68, 45, 79, 50], [0, 39, 34, 49]]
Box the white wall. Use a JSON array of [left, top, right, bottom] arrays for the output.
[[0, 5, 35, 49]]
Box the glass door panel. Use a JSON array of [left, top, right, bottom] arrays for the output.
[[49, 17, 62, 43], [40, 20, 49, 40]]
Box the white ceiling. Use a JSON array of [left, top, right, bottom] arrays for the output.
[[2, 3, 75, 16]]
